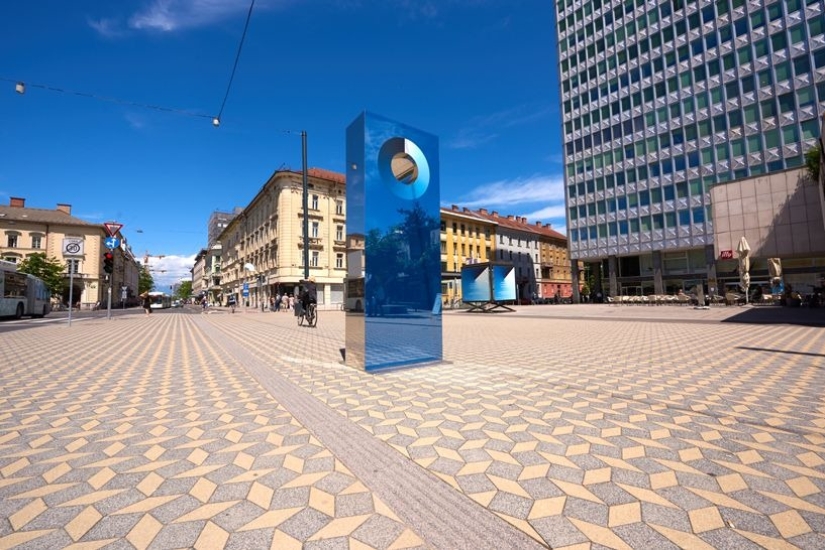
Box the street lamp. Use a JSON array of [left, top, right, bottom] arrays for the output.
[[286, 130, 310, 281], [301, 131, 309, 281]]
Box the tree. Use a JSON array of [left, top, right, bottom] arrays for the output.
[[175, 280, 192, 300], [138, 266, 154, 295], [805, 141, 821, 182], [16, 253, 64, 295]]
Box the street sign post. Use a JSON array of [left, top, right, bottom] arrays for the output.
[[104, 237, 121, 249]]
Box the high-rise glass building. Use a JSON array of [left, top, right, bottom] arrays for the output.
[[557, 0, 825, 298]]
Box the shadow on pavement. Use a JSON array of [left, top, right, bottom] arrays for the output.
[[721, 306, 825, 327]]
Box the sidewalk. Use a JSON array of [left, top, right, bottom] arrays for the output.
[[1, 307, 824, 548]]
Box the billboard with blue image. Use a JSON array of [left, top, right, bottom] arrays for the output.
[[492, 264, 516, 301], [461, 264, 491, 302]]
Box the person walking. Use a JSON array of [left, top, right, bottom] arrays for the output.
[[141, 292, 151, 315]]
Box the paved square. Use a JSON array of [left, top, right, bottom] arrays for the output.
[[1, 305, 824, 549]]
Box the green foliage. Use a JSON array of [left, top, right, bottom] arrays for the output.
[[138, 266, 154, 294], [805, 142, 821, 182], [175, 280, 193, 299], [16, 253, 64, 295]]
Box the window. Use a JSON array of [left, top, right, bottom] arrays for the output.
[[783, 125, 799, 145], [336, 253, 344, 269], [761, 99, 777, 118], [311, 194, 319, 210], [66, 259, 79, 275], [778, 93, 795, 113], [336, 225, 344, 241], [802, 119, 819, 140], [794, 55, 812, 76], [6, 234, 18, 248], [31, 235, 41, 249], [771, 32, 787, 53], [678, 209, 691, 226], [311, 251, 319, 267], [311, 221, 319, 238], [335, 200, 343, 215], [692, 207, 705, 224], [764, 129, 781, 149], [747, 135, 762, 153], [798, 86, 816, 109]]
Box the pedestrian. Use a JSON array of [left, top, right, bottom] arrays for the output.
[[288, 294, 295, 311], [140, 292, 151, 315], [274, 294, 281, 312]]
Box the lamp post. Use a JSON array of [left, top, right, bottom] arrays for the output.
[[301, 131, 309, 280]]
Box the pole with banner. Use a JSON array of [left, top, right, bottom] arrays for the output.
[[62, 238, 84, 327]]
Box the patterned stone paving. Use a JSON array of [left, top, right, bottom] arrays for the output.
[[1, 305, 825, 549], [209, 307, 825, 549], [0, 314, 425, 549]]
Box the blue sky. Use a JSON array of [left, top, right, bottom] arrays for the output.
[[0, 0, 562, 289]]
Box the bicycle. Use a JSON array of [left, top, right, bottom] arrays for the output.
[[298, 302, 317, 327]]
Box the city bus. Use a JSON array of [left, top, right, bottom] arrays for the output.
[[0, 260, 52, 319], [148, 291, 172, 309]]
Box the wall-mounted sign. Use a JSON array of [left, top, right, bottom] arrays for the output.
[[719, 250, 734, 259]]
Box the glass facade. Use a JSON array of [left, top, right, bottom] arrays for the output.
[[557, 0, 825, 260]]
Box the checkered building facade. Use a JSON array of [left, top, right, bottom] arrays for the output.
[[558, 0, 825, 261]]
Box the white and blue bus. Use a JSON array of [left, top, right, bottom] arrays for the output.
[[148, 291, 172, 309], [0, 260, 51, 319]]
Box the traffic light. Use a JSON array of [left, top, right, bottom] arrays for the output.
[[103, 252, 114, 274]]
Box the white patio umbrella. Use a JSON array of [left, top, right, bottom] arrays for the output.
[[736, 236, 751, 304], [768, 257, 782, 281]]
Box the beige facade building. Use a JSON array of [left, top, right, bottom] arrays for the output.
[[0, 197, 140, 308], [710, 167, 825, 293], [191, 249, 207, 299], [217, 169, 347, 309]]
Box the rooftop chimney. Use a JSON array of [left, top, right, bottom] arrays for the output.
[[451, 204, 459, 211], [463, 207, 470, 213], [507, 214, 515, 220], [478, 208, 488, 215], [56, 204, 72, 215], [9, 197, 25, 208], [491, 211, 499, 218], [535, 221, 543, 227]]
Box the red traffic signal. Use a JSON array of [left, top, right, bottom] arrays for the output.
[[103, 252, 114, 274]]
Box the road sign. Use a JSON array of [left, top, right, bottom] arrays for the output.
[[62, 238, 84, 257], [103, 222, 123, 236], [104, 237, 121, 249], [242, 283, 249, 297]]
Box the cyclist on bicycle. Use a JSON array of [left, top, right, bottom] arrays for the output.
[[299, 277, 317, 314]]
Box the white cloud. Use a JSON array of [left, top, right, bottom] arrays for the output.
[[446, 129, 499, 150], [521, 204, 567, 220], [455, 174, 565, 208], [124, 113, 147, 129], [129, 0, 249, 31], [149, 254, 195, 290], [89, 0, 284, 36], [87, 17, 125, 38], [448, 103, 555, 150]]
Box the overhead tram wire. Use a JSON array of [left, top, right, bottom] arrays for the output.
[[1, 76, 215, 121], [212, 0, 256, 127]]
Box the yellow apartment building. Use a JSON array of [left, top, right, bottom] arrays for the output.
[[440, 206, 496, 304]]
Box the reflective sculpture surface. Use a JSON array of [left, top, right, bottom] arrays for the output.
[[345, 112, 442, 371]]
